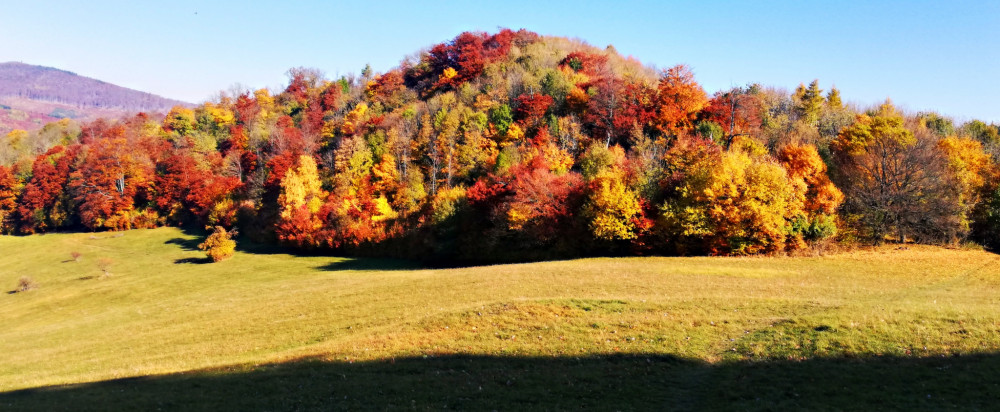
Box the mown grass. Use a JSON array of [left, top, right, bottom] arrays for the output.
[[0, 227, 998, 410]]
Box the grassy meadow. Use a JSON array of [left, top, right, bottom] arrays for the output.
[[1, 227, 998, 410]]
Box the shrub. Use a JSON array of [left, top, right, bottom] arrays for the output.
[[97, 258, 114, 277], [16, 276, 38, 292], [199, 226, 237, 262]]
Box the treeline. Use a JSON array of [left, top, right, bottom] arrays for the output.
[[1, 30, 998, 261]]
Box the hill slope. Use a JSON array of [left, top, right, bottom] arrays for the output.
[[0, 228, 998, 410], [0, 62, 189, 133]]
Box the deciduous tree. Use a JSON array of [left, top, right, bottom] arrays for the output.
[[277, 155, 327, 247], [0, 165, 19, 232], [831, 102, 955, 243], [653, 65, 708, 136], [777, 143, 843, 243], [579, 144, 642, 241], [17, 145, 79, 233], [702, 85, 762, 146], [939, 136, 993, 238]]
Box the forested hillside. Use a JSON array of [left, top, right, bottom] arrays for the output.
[[0, 62, 188, 110], [0, 62, 188, 134], [1, 30, 998, 261]]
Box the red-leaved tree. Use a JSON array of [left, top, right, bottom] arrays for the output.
[[17, 145, 80, 233]]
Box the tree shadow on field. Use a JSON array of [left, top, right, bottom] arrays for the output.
[[173, 257, 212, 264], [165, 226, 426, 271], [316, 258, 424, 272], [164, 237, 202, 252], [2, 353, 998, 411]]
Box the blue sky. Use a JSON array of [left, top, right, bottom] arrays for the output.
[[1, 0, 997, 122]]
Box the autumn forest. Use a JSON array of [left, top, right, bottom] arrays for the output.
[[1, 29, 998, 262]]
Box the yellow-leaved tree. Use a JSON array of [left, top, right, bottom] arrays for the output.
[[579, 143, 643, 241], [163, 106, 195, 135], [585, 176, 642, 241], [279, 155, 325, 218], [441, 67, 458, 80], [707, 149, 804, 255], [276, 155, 327, 246], [660, 136, 806, 255], [341, 103, 368, 136]]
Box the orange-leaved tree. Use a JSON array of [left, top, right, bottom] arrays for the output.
[[938, 136, 993, 239], [69, 124, 155, 231], [777, 143, 844, 246], [653, 65, 709, 136], [0, 165, 19, 233]]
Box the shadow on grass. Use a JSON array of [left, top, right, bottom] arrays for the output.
[[165, 226, 427, 271], [233, 240, 327, 257], [2, 353, 998, 411], [174, 257, 213, 265], [164, 237, 202, 252], [160, 224, 1000, 272], [316, 258, 425, 272]]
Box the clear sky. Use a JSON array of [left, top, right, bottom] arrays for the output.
[[1, 0, 997, 122]]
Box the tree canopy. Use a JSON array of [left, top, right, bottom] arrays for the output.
[[0, 29, 996, 260]]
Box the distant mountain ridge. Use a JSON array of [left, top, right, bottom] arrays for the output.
[[0, 62, 191, 134], [0, 62, 189, 112]]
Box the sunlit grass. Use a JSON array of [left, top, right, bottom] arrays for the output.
[[1, 227, 998, 406]]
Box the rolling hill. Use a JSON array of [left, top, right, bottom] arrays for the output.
[[0, 62, 190, 134], [0, 228, 998, 410]]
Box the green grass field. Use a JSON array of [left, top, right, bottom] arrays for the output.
[[1, 227, 998, 410]]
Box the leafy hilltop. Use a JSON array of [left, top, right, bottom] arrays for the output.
[[0, 62, 189, 134], [0, 30, 999, 261]]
